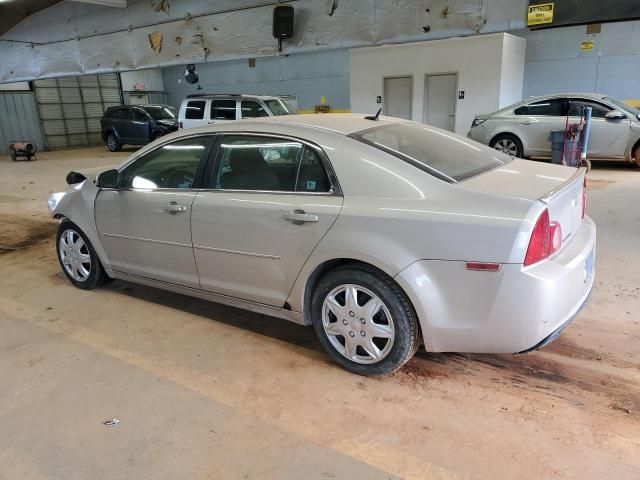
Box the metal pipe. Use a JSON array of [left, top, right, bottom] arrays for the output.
[[581, 106, 592, 160]]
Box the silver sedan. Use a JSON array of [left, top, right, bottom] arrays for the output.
[[468, 92, 640, 165], [48, 114, 596, 376]]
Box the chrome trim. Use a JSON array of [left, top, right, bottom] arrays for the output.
[[196, 188, 336, 196], [539, 167, 585, 205], [102, 232, 192, 248], [193, 244, 280, 259]]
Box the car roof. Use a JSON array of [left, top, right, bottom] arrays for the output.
[[239, 113, 405, 135], [521, 92, 609, 104], [181, 94, 283, 101]]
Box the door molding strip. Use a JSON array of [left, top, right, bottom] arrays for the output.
[[102, 232, 192, 248], [193, 244, 281, 260]]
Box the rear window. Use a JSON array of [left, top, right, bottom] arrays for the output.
[[185, 100, 206, 120], [350, 123, 511, 183]]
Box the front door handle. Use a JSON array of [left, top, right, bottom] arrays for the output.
[[283, 209, 318, 225], [520, 120, 533, 125], [163, 201, 187, 213]]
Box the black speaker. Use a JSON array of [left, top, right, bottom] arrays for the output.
[[273, 5, 294, 39]]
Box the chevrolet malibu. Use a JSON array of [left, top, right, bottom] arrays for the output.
[[48, 114, 596, 376]]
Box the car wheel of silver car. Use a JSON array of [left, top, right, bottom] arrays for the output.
[[106, 133, 121, 152], [311, 265, 420, 376], [490, 134, 523, 158], [56, 220, 109, 290]]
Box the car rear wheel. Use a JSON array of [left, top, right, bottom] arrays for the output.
[[56, 220, 109, 290], [491, 134, 523, 158], [311, 265, 420, 376], [106, 133, 121, 152], [633, 144, 640, 168]]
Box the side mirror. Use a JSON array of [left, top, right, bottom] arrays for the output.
[[96, 168, 120, 188], [605, 110, 626, 121]]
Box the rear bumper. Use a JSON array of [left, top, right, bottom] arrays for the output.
[[395, 216, 596, 353]]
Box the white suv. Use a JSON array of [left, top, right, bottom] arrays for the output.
[[178, 94, 297, 129]]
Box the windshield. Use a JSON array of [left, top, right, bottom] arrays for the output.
[[351, 123, 512, 183], [605, 97, 640, 118], [264, 99, 297, 116], [145, 106, 177, 120]]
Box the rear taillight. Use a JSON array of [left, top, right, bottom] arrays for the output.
[[179, 121, 183, 129], [581, 176, 587, 219], [524, 209, 563, 266]]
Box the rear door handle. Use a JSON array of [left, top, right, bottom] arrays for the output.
[[284, 209, 318, 225], [163, 202, 187, 213]]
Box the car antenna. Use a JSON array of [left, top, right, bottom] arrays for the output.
[[365, 108, 382, 121]]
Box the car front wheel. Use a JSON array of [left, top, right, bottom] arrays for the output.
[[311, 265, 420, 376], [106, 132, 121, 152], [56, 220, 109, 290], [491, 133, 523, 158]]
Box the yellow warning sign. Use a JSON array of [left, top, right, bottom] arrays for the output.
[[527, 3, 554, 26], [581, 40, 595, 51]]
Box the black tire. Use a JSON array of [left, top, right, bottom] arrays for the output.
[[106, 132, 122, 152], [311, 265, 420, 376], [490, 133, 524, 158], [56, 220, 109, 290], [151, 131, 164, 142], [633, 144, 640, 168]]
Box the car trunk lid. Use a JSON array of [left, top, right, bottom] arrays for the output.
[[459, 159, 586, 245]]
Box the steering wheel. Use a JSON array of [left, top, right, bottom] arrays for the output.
[[163, 169, 194, 188]]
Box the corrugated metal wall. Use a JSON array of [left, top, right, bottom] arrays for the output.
[[0, 92, 44, 155], [33, 73, 123, 150]]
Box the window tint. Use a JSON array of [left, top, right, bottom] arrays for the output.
[[121, 137, 210, 189], [133, 109, 148, 122], [115, 108, 130, 120], [514, 99, 564, 116], [214, 136, 303, 191], [569, 99, 611, 118], [352, 123, 510, 182], [185, 100, 206, 120], [296, 147, 331, 192], [263, 98, 297, 115], [241, 100, 269, 118], [211, 100, 237, 120]]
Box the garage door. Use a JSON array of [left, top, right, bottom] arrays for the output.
[[34, 74, 123, 150]]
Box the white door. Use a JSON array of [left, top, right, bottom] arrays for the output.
[[180, 99, 210, 129], [424, 74, 457, 131], [567, 98, 629, 158], [383, 76, 412, 120]]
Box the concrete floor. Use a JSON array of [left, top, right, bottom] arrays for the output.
[[0, 147, 639, 479]]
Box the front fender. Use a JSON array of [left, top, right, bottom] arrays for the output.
[[50, 182, 113, 275]]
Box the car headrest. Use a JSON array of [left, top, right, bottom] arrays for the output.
[[229, 148, 268, 173]]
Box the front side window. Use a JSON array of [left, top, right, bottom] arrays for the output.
[[133, 109, 148, 122], [569, 99, 611, 118], [351, 123, 511, 182], [514, 99, 564, 116], [263, 98, 297, 115], [121, 137, 211, 189], [185, 100, 206, 120], [241, 101, 269, 118], [211, 100, 237, 120], [145, 106, 177, 120]]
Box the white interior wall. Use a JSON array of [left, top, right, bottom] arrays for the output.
[[350, 33, 525, 134], [498, 35, 526, 108]]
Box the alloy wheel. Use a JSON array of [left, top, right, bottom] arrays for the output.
[[58, 229, 91, 282], [494, 138, 518, 156], [107, 135, 117, 150], [322, 284, 395, 364]]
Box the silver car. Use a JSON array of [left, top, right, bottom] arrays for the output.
[[468, 92, 640, 165], [48, 114, 596, 376]]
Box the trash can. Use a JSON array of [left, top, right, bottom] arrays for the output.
[[550, 130, 564, 165]]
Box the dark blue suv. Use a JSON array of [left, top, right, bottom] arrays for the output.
[[101, 104, 178, 152]]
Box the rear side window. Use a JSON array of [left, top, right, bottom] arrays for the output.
[[104, 108, 117, 118], [212, 135, 332, 193], [185, 100, 206, 120], [241, 101, 269, 118], [351, 123, 511, 183], [211, 100, 237, 120], [133, 109, 148, 122], [514, 99, 564, 116]]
